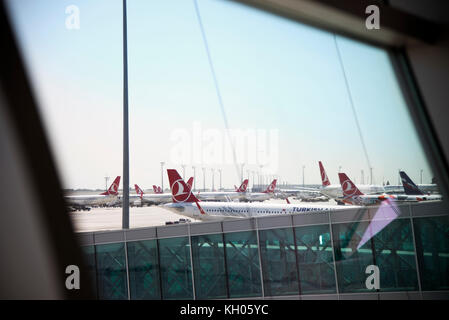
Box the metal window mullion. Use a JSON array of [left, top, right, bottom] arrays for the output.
[[188, 223, 196, 300], [328, 212, 340, 299], [409, 209, 423, 298], [123, 232, 131, 300], [255, 218, 265, 298]]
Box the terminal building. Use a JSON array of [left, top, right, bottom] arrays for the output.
[[77, 201, 449, 300]]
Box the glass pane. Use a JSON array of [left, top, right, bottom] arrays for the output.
[[191, 233, 227, 299], [259, 228, 299, 296], [294, 225, 336, 294], [127, 240, 161, 300], [414, 216, 449, 291], [332, 221, 375, 293], [372, 219, 418, 291], [224, 231, 262, 298], [95, 243, 128, 300], [158, 237, 193, 299], [81, 245, 98, 299]]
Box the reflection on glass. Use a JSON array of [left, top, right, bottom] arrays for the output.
[[414, 216, 449, 291], [224, 231, 262, 298], [191, 233, 227, 299], [259, 228, 299, 296], [158, 237, 193, 299], [127, 240, 161, 300], [295, 225, 336, 294], [95, 243, 128, 300]]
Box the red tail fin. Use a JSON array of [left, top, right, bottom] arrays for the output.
[[319, 161, 331, 187], [236, 179, 249, 192], [134, 184, 144, 199], [263, 179, 277, 193], [167, 169, 199, 203], [186, 177, 194, 190], [152, 185, 158, 193], [100, 176, 120, 195], [157, 186, 162, 194], [338, 173, 364, 197]]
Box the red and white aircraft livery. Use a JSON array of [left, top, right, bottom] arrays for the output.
[[194, 179, 249, 202], [134, 184, 172, 206], [319, 161, 385, 201], [244, 179, 277, 201], [338, 173, 394, 206], [65, 176, 121, 210], [163, 169, 355, 221]]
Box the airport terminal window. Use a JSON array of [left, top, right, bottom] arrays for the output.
[[191, 233, 228, 299], [95, 243, 128, 300], [224, 231, 262, 298], [294, 225, 336, 295], [127, 240, 161, 300], [413, 216, 449, 291], [158, 237, 193, 300], [372, 218, 418, 292], [332, 221, 375, 294], [81, 245, 98, 299], [259, 228, 300, 296]]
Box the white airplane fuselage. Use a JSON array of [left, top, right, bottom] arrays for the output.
[[163, 201, 358, 221], [321, 184, 385, 199], [65, 194, 117, 207]]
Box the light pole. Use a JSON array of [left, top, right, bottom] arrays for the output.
[[302, 165, 305, 187], [104, 176, 110, 192], [160, 161, 165, 192], [192, 166, 196, 191], [398, 169, 401, 185], [122, 0, 129, 229], [182, 164, 186, 179], [420, 169, 423, 184], [361, 169, 364, 184], [202, 167, 206, 191], [218, 169, 222, 190], [252, 171, 255, 191], [211, 168, 215, 191], [370, 167, 373, 185]]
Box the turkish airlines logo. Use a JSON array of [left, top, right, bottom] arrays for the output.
[[171, 179, 192, 203], [240, 183, 247, 192], [268, 183, 275, 192], [321, 170, 329, 184], [342, 179, 357, 196], [110, 182, 119, 193]]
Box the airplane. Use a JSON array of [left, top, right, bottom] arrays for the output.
[[400, 171, 442, 201], [134, 184, 172, 206], [338, 173, 394, 206], [243, 179, 278, 201], [152, 185, 162, 194], [163, 169, 356, 221], [65, 176, 121, 211], [319, 161, 385, 203], [194, 179, 249, 202]]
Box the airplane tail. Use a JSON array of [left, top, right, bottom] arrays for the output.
[[236, 179, 249, 192], [167, 169, 200, 203], [400, 171, 424, 195], [186, 177, 194, 190], [263, 179, 277, 193], [157, 186, 162, 193], [152, 185, 159, 193], [338, 173, 364, 197], [319, 161, 331, 187], [100, 176, 120, 195], [134, 184, 144, 199]]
